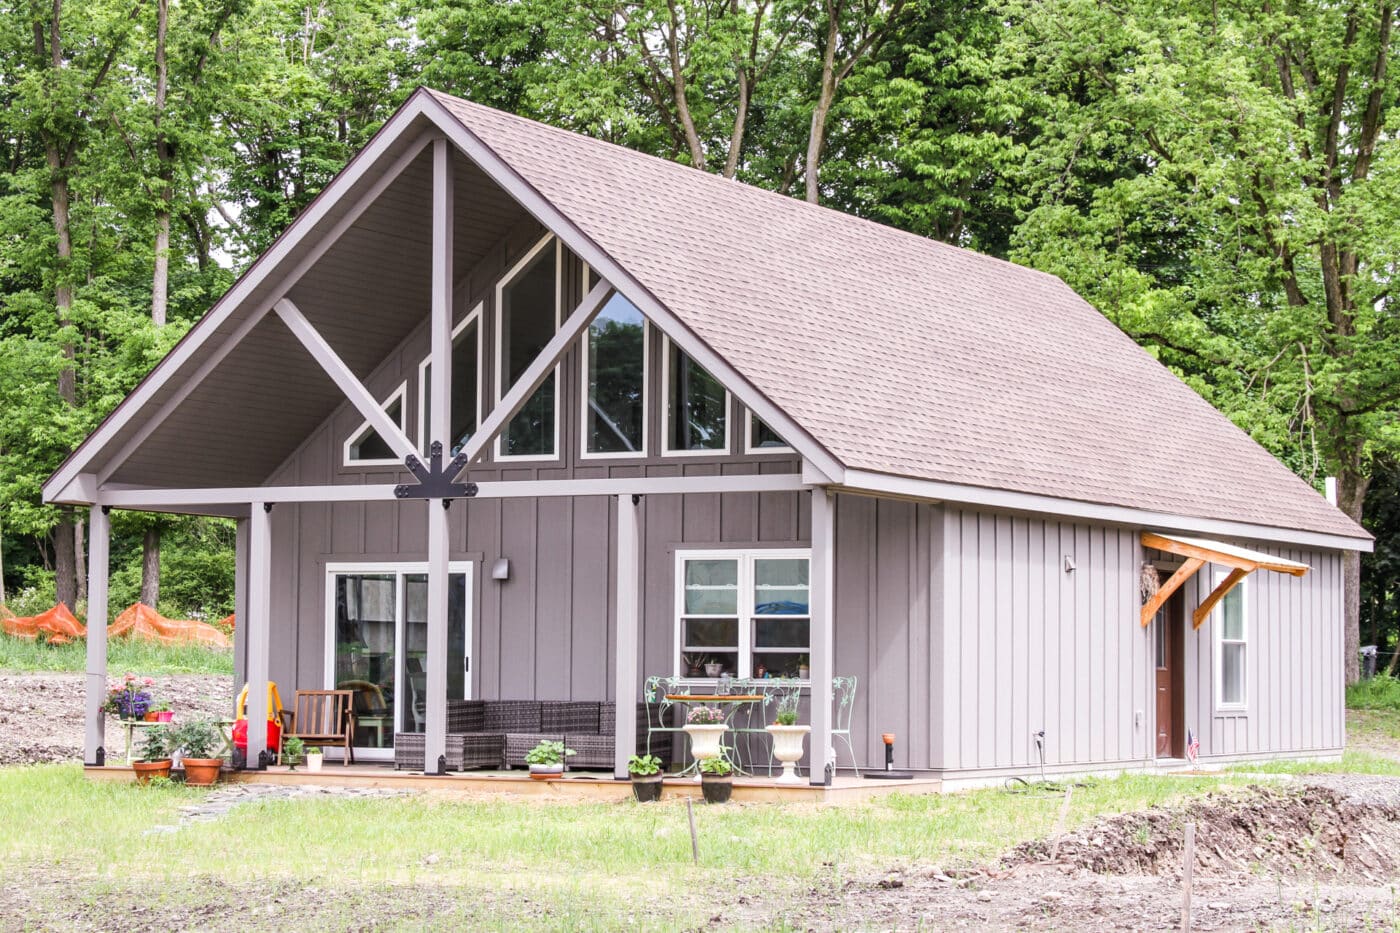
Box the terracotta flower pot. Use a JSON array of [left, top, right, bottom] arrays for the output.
[[143, 711, 160, 722], [133, 759, 172, 784], [630, 773, 663, 802], [700, 774, 733, 804], [182, 758, 223, 786]]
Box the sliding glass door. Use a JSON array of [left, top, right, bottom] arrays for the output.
[[328, 564, 472, 759]]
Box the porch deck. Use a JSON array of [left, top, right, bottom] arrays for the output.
[[84, 764, 941, 804]]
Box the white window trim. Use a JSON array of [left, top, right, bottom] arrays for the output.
[[673, 547, 811, 680], [661, 335, 732, 457], [1210, 568, 1249, 713], [580, 317, 649, 461], [416, 303, 483, 457], [743, 409, 795, 455], [494, 234, 562, 462], [341, 381, 408, 467], [323, 561, 475, 759]]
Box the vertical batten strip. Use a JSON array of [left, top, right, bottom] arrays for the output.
[[246, 503, 271, 767], [809, 488, 835, 785], [613, 495, 640, 779], [423, 137, 455, 775], [84, 506, 110, 765]]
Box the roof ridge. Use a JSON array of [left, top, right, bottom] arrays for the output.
[[426, 88, 1063, 287]]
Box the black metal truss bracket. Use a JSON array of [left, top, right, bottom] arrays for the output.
[[395, 442, 478, 501]]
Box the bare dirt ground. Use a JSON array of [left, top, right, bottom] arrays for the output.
[[3, 674, 1400, 931], [0, 671, 233, 765]]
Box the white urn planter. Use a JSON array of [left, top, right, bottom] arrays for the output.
[[765, 724, 811, 784], [683, 724, 728, 763]]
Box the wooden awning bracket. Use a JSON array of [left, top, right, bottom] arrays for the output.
[[1138, 531, 1309, 630]]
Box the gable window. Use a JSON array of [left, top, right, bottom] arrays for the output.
[[745, 411, 793, 454], [343, 382, 407, 466], [1212, 572, 1248, 710], [418, 304, 481, 456], [495, 236, 559, 459], [663, 337, 729, 454], [675, 549, 810, 679], [582, 294, 647, 457]]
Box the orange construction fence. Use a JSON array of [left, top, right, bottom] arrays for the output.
[[108, 603, 232, 648], [0, 603, 87, 644]]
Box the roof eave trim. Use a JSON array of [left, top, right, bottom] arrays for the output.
[[42, 91, 445, 504], [419, 91, 847, 484], [838, 468, 1374, 553]]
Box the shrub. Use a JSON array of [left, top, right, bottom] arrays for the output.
[[1347, 674, 1400, 711]]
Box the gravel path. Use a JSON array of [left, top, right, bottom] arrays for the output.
[[0, 672, 233, 765]]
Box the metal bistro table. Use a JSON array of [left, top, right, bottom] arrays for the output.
[[665, 693, 769, 775]]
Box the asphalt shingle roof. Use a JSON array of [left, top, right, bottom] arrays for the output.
[[432, 90, 1365, 541]]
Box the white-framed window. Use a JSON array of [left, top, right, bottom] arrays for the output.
[[494, 234, 560, 461], [743, 410, 794, 455], [662, 336, 730, 456], [417, 303, 482, 457], [1211, 570, 1248, 711], [580, 293, 648, 459], [674, 549, 810, 679], [342, 381, 408, 467]]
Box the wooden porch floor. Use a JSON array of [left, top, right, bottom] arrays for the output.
[[85, 764, 941, 803]]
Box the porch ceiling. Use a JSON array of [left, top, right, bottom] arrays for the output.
[[104, 147, 528, 489]]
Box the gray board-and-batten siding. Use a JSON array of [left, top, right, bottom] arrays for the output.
[[232, 215, 1346, 775]]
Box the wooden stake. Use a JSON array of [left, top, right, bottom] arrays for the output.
[[1181, 821, 1195, 932], [1049, 785, 1074, 862], [686, 797, 699, 864]]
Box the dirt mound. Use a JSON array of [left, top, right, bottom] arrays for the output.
[[1006, 781, 1400, 883]]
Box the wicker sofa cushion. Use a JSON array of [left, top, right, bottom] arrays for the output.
[[483, 700, 542, 732], [447, 699, 485, 732], [540, 701, 600, 733]]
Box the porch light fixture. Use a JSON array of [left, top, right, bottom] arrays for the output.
[[492, 558, 510, 581], [1064, 555, 1076, 573]]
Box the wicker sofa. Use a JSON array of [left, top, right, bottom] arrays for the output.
[[393, 699, 668, 771]]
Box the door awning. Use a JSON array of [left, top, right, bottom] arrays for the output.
[[1140, 531, 1309, 629]]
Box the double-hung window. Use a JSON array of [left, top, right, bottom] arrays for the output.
[[675, 549, 810, 679], [1212, 572, 1248, 711]]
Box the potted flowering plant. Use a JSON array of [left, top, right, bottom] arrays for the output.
[[103, 674, 154, 721], [627, 753, 664, 802], [699, 755, 733, 804], [133, 725, 174, 784], [682, 705, 728, 763]]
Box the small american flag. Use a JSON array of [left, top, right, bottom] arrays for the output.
[[1186, 728, 1200, 764]]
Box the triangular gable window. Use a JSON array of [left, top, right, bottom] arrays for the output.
[[343, 382, 407, 466]]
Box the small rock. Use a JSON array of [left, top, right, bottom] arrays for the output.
[[976, 892, 993, 903]]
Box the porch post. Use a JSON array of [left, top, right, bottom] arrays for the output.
[[422, 136, 454, 775], [83, 506, 109, 766], [245, 502, 272, 768], [809, 488, 835, 785], [613, 494, 641, 779]]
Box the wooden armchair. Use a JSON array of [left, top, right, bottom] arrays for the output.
[[278, 689, 356, 765]]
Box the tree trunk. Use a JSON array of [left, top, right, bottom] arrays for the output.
[[151, 0, 170, 326], [75, 515, 86, 604], [0, 518, 7, 605], [1337, 460, 1369, 684], [141, 528, 161, 608], [804, 20, 839, 205], [53, 517, 76, 609]]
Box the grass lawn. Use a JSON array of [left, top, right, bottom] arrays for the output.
[[0, 634, 232, 675], [0, 765, 1250, 930]]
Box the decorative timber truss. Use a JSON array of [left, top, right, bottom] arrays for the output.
[[1139, 531, 1310, 629]]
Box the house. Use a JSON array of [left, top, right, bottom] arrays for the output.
[[46, 88, 1371, 787]]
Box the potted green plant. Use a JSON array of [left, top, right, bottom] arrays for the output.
[[172, 718, 224, 786], [132, 725, 173, 784], [305, 745, 324, 772], [627, 753, 664, 802], [682, 705, 728, 764], [764, 689, 810, 784], [796, 655, 810, 680], [281, 736, 305, 771], [524, 740, 575, 779], [699, 755, 733, 804]]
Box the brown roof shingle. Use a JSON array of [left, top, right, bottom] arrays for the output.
[[433, 91, 1363, 541]]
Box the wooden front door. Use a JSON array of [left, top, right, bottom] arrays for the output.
[[1153, 587, 1185, 758]]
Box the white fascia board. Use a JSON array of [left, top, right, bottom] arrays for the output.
[[839, 469, 1374, 553], [417, 93, 847, 484], [42, 101, 440, 503]]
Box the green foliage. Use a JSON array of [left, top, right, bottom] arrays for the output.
[[138, 725, 175, 763], [524, 740, 575, 766], [626, 754, 663, 777], [282, 736, 306, 767], [171, 718, 224, 760], [698, 756, 732, 777], [0, 634, 233, 675], [1347, 675, 1400, 712], [774, 688, 801, 726]]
